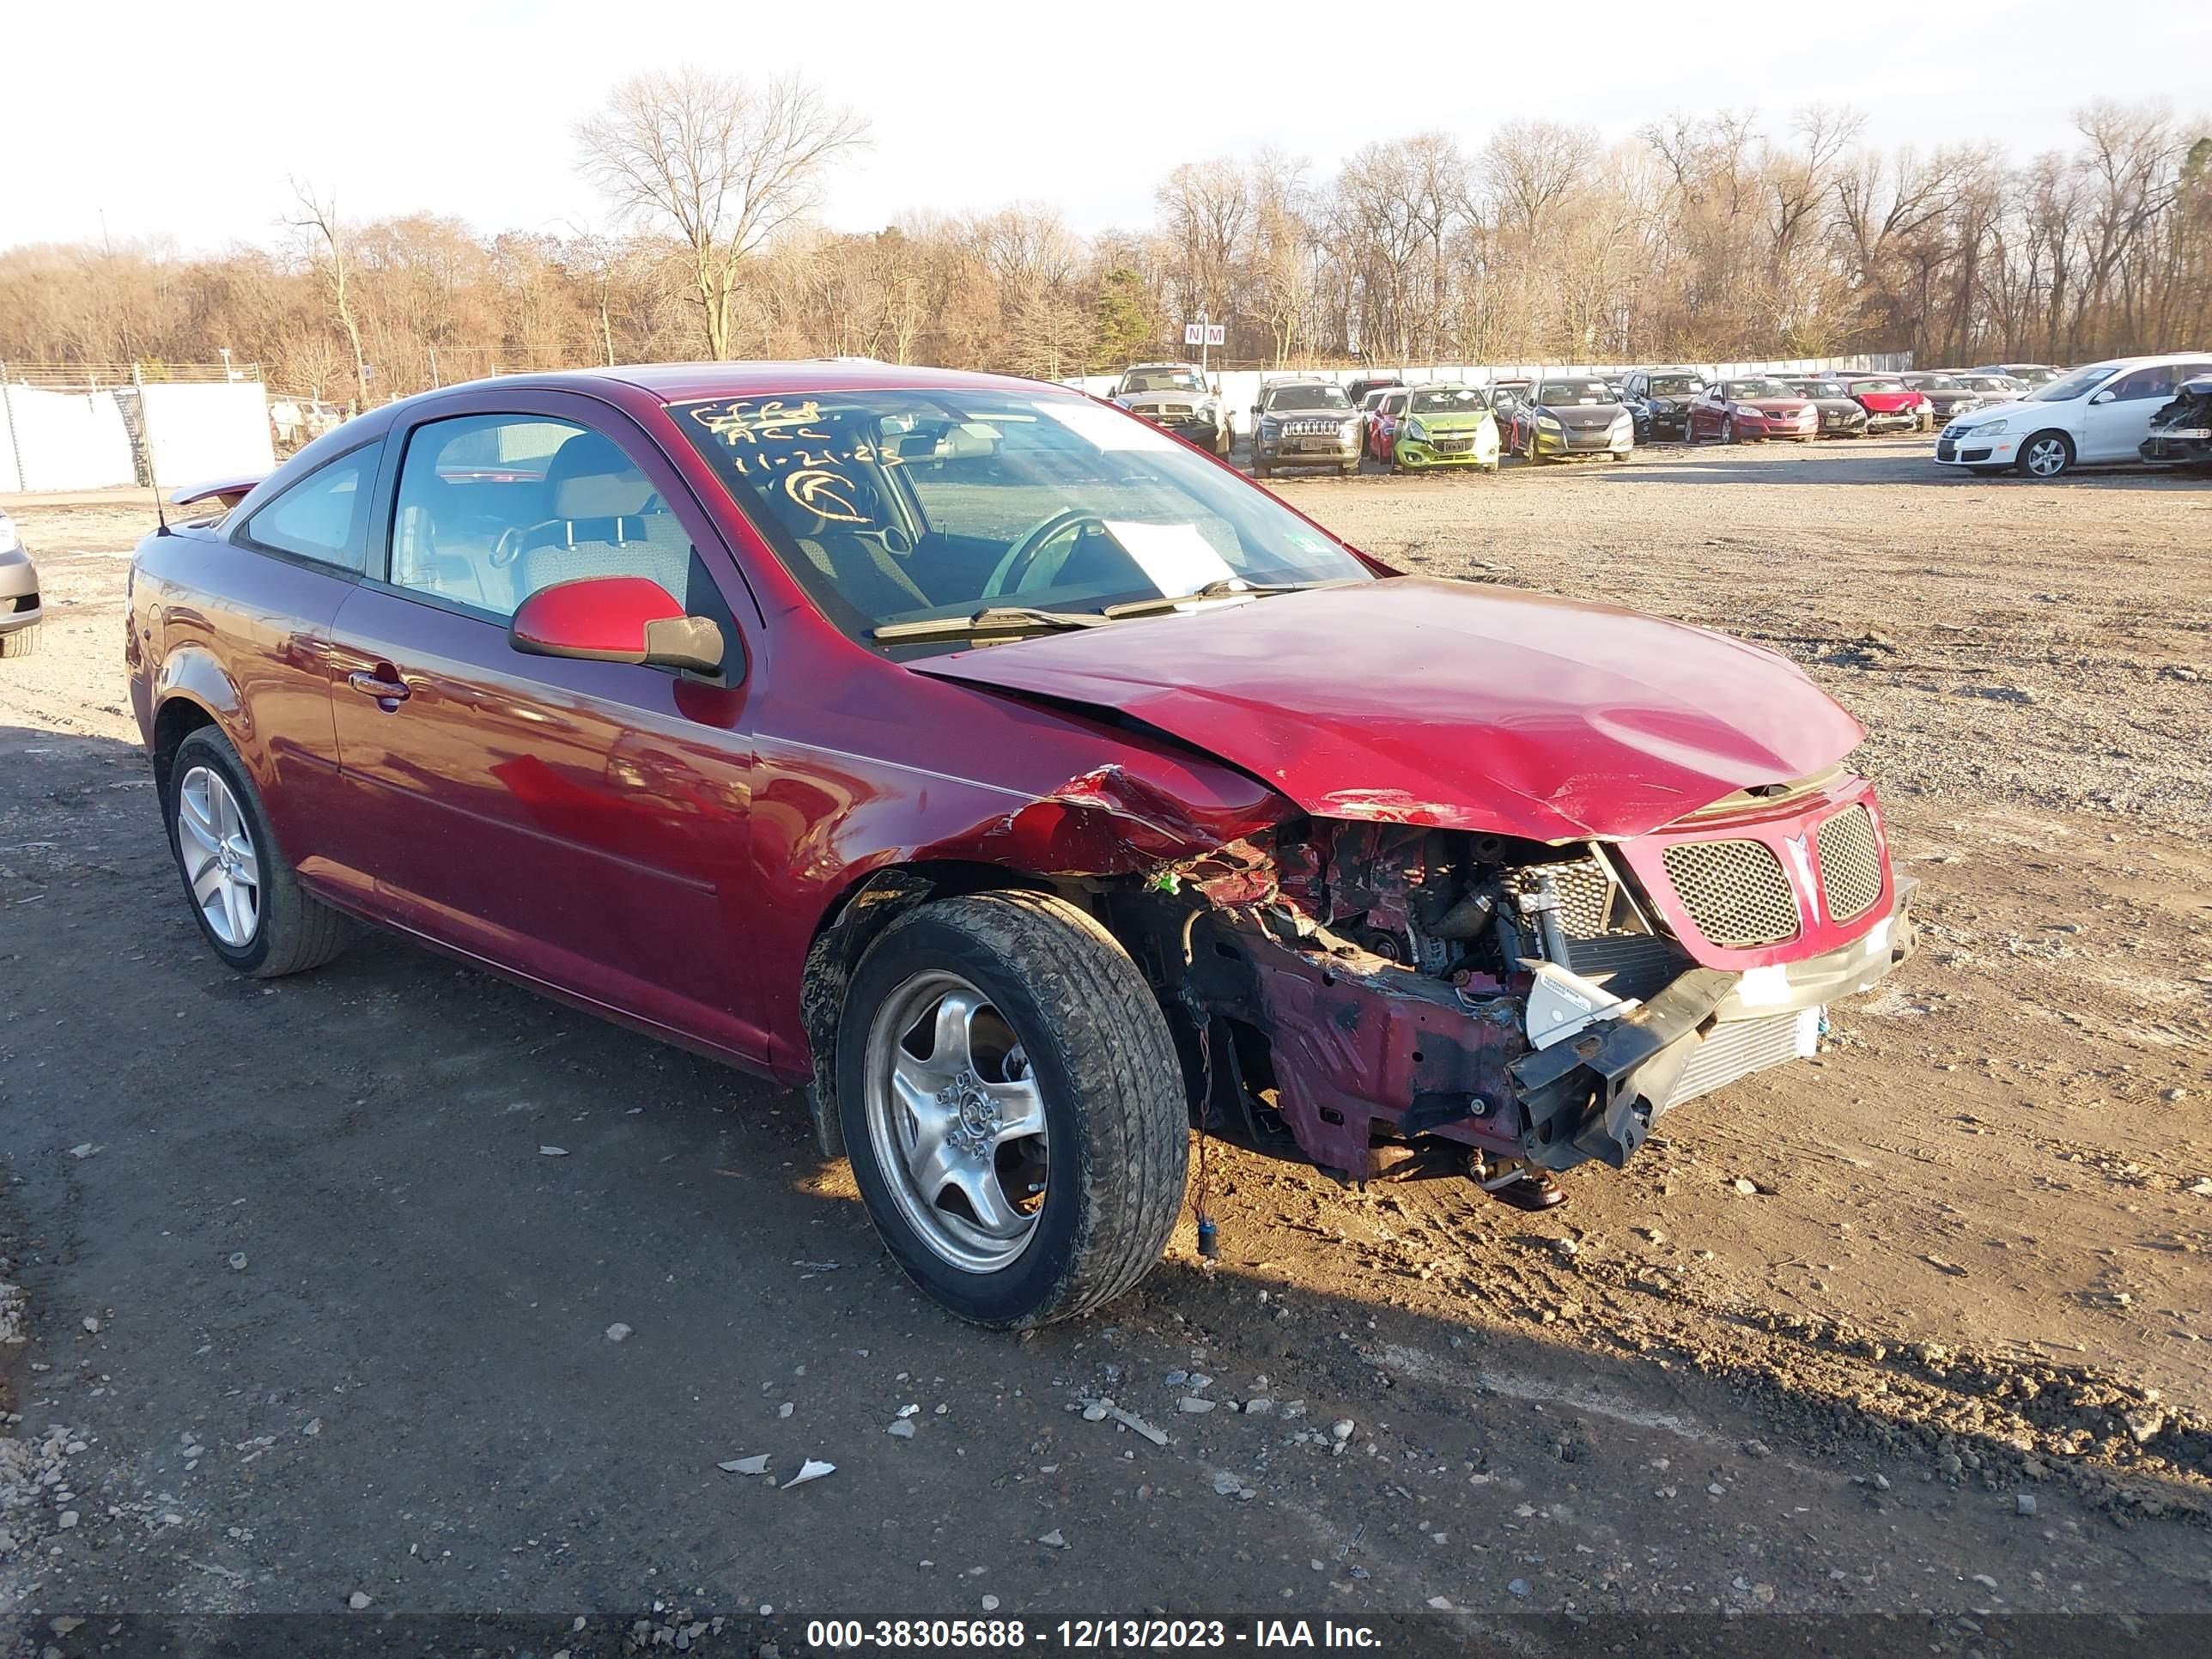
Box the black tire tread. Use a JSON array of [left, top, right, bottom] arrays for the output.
[[863, 889, 1188, 1327]]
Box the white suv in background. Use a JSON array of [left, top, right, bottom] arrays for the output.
[[1935, 353, 2212, 478]]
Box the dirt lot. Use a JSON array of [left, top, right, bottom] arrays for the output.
[[3, 438, 2209, 1651]]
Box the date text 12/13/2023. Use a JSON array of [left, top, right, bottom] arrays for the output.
[[804, 1618, 1389, 1650]]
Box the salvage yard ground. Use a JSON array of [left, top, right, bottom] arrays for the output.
[[2, 436, 2209, 1643]]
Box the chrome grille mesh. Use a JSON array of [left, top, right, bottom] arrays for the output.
[[1660, 839, 1800, 946], [1816, 805, 1883, 921], [1546, 857, 1615, 937]]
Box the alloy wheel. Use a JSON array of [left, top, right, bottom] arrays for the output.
[[863, 970, 1049, 1274], [177, 765, 260, 947], [2024, 436, 2069, 477]]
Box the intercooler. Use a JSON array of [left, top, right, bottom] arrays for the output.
[[1669, 1006, 1822, 1106]]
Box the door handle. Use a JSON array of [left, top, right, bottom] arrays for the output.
[[347, 670, 410, 704]]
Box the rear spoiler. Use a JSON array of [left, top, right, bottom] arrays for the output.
[[169, 473, 267, 512]]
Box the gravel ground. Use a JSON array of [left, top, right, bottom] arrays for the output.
[[1, 441, 2209, 1651]]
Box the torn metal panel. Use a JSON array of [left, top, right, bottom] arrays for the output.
[[921, 763, 1291, 878]]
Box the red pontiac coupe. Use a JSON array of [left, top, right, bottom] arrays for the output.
[[126, 363, 1915, 1327]]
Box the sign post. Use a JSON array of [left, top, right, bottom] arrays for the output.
[[1183, 313, 1228, 379]]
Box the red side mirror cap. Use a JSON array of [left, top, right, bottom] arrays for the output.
[[508, 575, 724, 676]]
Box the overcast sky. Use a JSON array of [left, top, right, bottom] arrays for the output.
[[9, 0, 2205, 252]]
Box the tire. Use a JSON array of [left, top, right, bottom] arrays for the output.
[[1720, 416, 1735, 444], [1340, 459, 1359, 477], [2016, 430, 2074, 480], [165, 726, 348, 978], [836, 890, 1188, 1328], [0, 623, 38, 659], [1253, 459, 1271, 480]]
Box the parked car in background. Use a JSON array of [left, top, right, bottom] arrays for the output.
[[1108, 363, 1232, 457], [1388, 383, 1500, 472], [1935, 352, 2212, 477], [1779, 377, 1871, 437], [2140, 374, 2212, 471], [1364, 386, 1411, 461], [1838, 375, 1930, 434], [1945, 371, 2029, 401], [1686, 378, 1819, 443], [1974, 363, 2062, 388], [1900, 374, 1993, 428], [1504, 374, 1635, 463], [1357, 387, 1392, 457], [125, 360, 1916, 1324], [1251, 380, 1362, 477], [1345, 374, 1403, 410], [0, 511, 40, 658], [1619, 368, 1707, 442]]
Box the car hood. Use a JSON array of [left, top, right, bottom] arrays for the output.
[[1802, 397, 1864, 414], [1119, 392, 1209, 410], [1407, 409, 1495, 430], [1735, 398, 1811, 413], [912, 576, 1865, 843], [1535, 401, 1628, 427], [1949, 398, 2028, 426]]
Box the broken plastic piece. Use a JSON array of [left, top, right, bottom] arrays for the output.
[[782, 1458, 836, 1489], [718, 1455, 770, 1474]]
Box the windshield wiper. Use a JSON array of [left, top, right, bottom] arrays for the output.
[[1101, 577, 1344, 620], [871, 605, 1110, 643]]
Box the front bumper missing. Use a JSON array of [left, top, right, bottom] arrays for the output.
[[1192, 883, 1917, 1182]]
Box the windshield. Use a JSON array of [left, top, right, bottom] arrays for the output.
[[1913, 375, 1963, 390], [1534, 380, 1614, 404], [1119, 369, 1205, 395], [1724, 380, 1795, 400], [1848, 378, 1905, 393], [1952, 374, 2015, 392], [1263, 385, 1352, 411], [1647, 375, 1703, 396], [1409, 387, 1490, 414], [672, 390, 1371, 650], [2030, 362, 2124, 403], [1794, 381, 1849, 398]]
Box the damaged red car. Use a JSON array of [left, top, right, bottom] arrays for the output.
[[126, 363, 1916, 1328]]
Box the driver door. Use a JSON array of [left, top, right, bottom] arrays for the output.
[[324, 391, 769, 1060]]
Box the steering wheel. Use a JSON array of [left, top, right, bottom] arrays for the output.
[[981, 509, 1113, 599]]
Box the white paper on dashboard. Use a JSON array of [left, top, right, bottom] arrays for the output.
[[1035, 399, 1179, 452], [1102, 520, 1239, 598]]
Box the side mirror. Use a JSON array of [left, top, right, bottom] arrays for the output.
[[509, 575, 725, 676], [2089, 389, 2117, 405]]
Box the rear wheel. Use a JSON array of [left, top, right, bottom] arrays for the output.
[[0, 623, 39, 659], [2017, 431, 2074, 479], [166, 726, 348, 978], [836, 890, 1188, 1328]]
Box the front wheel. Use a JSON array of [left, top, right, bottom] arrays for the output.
[[837, 890, 1188, 1328], [0, 623, 39, 659], [2017, 431, 2074, 479], [166, 726, 349, 977], [1720, 416, 1735, 443], [1253, 459, 1271, 480]]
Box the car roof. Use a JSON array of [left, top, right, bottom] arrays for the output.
[[464, 361, 1068, 404]]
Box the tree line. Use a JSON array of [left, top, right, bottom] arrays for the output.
[[2, 70, 2204, 403]]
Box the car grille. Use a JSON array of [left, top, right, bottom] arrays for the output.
[[1282, 417, 1344, 436], [1546, 856, 1617, 937], [1816, 805, 1883, 921], [1432, 435, 1473, 453], [1660, 840, 1801, 946], [1144, 404, 1194, 421], [1820, 410, 1864, 428], [1937, 439, 1957, 461]]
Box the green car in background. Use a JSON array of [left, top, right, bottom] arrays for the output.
[[1390, 384, 1501, 472]]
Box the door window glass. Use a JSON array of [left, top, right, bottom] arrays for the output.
[[2107, 367, 2177, 403], [389, 414, 695, 618], [241, 445, 377, 571]]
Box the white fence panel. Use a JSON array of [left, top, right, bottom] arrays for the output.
[[0, 385, 137, 492], [137, 382, 276, 488]]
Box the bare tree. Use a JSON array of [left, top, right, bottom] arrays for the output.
[[576, 69, 867, 359], [288, 182, 370, 405]]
